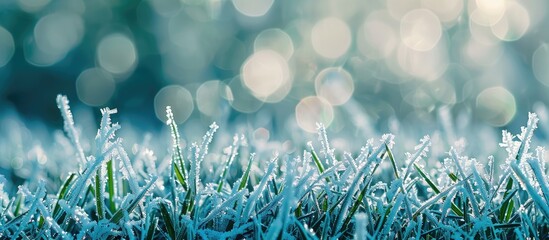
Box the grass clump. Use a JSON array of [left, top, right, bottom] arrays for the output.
[[0, 95, 548, 239]]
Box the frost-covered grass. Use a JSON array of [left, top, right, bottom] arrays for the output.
[[1, 95, 549, 239]]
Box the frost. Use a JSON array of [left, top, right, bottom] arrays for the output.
[[1, 96, 549, 239], [56, 94, 87, 169]]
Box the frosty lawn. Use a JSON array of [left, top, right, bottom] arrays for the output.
[[0, 95, 548, 239]]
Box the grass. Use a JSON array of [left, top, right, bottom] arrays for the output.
[[0, 95, 548, 239]]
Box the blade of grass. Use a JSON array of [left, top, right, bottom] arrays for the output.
[[412, 181, 462, 219], [239, 154, 255, 191], [52, 173, 76, 220], [499, 178, 514, 222], [111, 176, 157, 224], [159, 202, 176, 239], [217, 135, 239, 192], [527, 158, 549, 206], [166, 106, 188, 190], [510, 161, 549, 219], [145, 217, 159, 240], [13, 194, 22, 217], [378, 193, 404, 238], [311, 147, 325, 174], [385, 143, 399, 179], [340, 179, 369, 232], [95, 167, 105, 220], [107, 159, 116, 213], [414, 163, 463, 216]]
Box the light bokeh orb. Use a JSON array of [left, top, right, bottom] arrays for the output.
[[421, 0, 463, 23], [357, 11, 398, 59], [241, 50, 290, 99], [33, 12, 84, 64], [0, 26, 15, 68], [295, 96, 334, 133], [154, 85, 194, 124], [533, 45, 549, 87], [491, 1, 530, 42], [400, 9, 442, 51], [17, 0, 51, 13], [232, 0, 274, 17], [228, 77, 264, 113], [76, 68, 115, 107], [476, 86, 516, 126], [254, 28, 295, 60], [196, 80, 230, 118], [470, 0, 506, 27], [315, 68, 354, 106], [311, 17, 352, 59], [397, 41, 448, 81], [97, 33, 138, 75]]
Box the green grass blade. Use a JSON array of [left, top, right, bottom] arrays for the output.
[[173, 161, 187, 190], [52, 173, 76, 219], [145, 217, 159, 240], [13, 194, 22, 217], [414, 163, 440, 193], [111, 176, 157, 224], [166, 106, 188, 190], [414, 163, 463, 217], [181, 190, 194, 215], [412, 183, 459, 219], [239, 154, 255, 191], [159, 202, 176, 240], [216, 157, 231, 192], [107, 159, 116, 213], [499, 178, 514, 222], [311, 149, 325, 174], [341, 181, 368, 232], [385, 143, 399, 179], [448, 172, 458, 182], [95, 167, 104, 220]]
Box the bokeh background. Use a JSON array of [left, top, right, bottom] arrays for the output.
[[1, 0, 549, 137]]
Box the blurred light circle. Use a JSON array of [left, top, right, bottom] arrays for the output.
[[253, 127, 270, 142], [254, 28, 294, 60], [387, 0, 421, 19], [241, 50, 290, 99], [97, 33, 138, 75], [34, 13, 84, 58], [532, 45, 549, 87], [0, 26, 15, 68], [228, 77, 264, 113], [357, 11, 398, 59], [470, 0, 506, 26], [232, 0, 274, 17], [23, 42, 64, 67], [397, 42, 448, 81], [491, 1, 530, 42], [154, 85, 194, 124], [295, 96, 334, 133], [17, 0, 50, 13], [311, 17, 352, 59], [400, 9, 442, 51], [315, 68, 354, 106], [421, 0, 463, 23], [196, 80, 230, 118], [468, 19, 500, 45], [76, 68, 115, 107], [462, 37, 503, 67], [476, 86, 516, 126]]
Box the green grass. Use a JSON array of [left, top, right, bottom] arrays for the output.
[[0, 96, 548, 239]]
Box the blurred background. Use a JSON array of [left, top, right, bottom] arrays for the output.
[[0, 0, 548, 138]]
